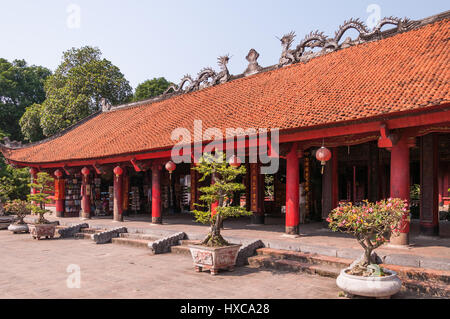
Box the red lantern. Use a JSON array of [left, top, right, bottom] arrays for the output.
[[81, 167, 90, 176], [229, 155, 241, 168], [165, 161, 176, 174], [113, 166, 123, 176], [316, 146, 332, 174], [54, 169, 63, 178]]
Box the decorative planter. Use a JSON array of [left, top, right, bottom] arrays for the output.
[[28, 224, 56, 240], [189, 244, 241, 275], [8, 223, 29, 234], [336, 267, 402, 298]]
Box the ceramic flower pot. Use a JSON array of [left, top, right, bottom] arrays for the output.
[[189, 244, 241, 275], [8, 223, 29, 234], [336, 267, 402, 298], [28, 224, 56, 240]]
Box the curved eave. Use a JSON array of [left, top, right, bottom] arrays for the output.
[[4, 102, 450, 169]]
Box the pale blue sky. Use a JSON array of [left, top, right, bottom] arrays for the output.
[[0, 0, 448, 89]]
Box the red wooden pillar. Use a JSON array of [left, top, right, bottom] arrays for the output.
[[286, 142, 299, 235], [81, 167, 91, 219], [250, 163, 264, 224], [29, 167, 38, 204], [54, 169, 65, 217], [420, 134, 439, 236], [390, 136, 412, 246], [151, 165, 162, 224], [122, 168, 129, 216], [211, 173, 219, 217], [113, 166, 123, 222]]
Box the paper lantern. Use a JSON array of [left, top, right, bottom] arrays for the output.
[[165, 161, 176, 173], [113, 166, 123, 176], [81, 167, 90, 176], [316, 146, 332, 174], [228, 155, 241, 168], [54, 169, 63, 178]]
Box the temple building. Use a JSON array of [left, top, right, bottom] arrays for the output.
[[1, 11, 449, 246]]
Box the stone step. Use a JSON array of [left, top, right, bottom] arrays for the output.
[[257, 248, 351, 268], [250, 249, 450, 298], [119, 233, 160, 241], [170, 245, 192, 256], [74, 232, 92, 240], [111, 237, 151, 249], [179, 240, 202, 246], [256, 248, 450, 285], [248, 255, 341, 278], [80, 228, 104, 234]]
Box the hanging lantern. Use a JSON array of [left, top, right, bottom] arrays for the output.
[[113, 166, 123, 176], [81, 167, 90, 176], [54, 169, 63, 178], [228, 155, 241, 168], [165, 161, 176, 174], [316, 146, 332, 174]]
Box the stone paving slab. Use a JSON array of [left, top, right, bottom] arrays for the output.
[[0, 231, 344, 299]]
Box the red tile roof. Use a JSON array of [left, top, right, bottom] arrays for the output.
[[2, 18, 450, 165]]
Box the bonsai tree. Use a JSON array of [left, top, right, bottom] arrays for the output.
[[327, 198, 407, 276], [4, 199, 31, 224], [27, 172, 54, 224], [192, 152, 252, 247]]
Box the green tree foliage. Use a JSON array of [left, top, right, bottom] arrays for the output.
[[192, 152, 252, 247], [19, 103, 45, 142], [0, 161, 30, 202], [33, 46, 133, 137], [27, 172, 54, 224], [133, 77, 172, 102], [0, 58, 51, 141]]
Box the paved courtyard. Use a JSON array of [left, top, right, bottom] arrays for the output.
[[0, 230, 342, 299]]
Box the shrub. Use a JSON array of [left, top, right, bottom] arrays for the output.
[[327, 198, 407, 274]]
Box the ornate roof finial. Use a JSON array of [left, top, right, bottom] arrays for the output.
[[101, 98, 112, 112], [244, 49, 262, 76]]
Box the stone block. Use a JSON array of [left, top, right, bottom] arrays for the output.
[[58, 223, 89, 238], [236, 240, 265, 266], [93, 227, 127, 244], [148, 232, 186, 254]]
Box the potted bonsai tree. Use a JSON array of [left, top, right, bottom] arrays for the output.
[[327, 198, 406, 298], [190, 152, 252, 275], [27, 172, 56, 240], [6, 199, 31, 233]]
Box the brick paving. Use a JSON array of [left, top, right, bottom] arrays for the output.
[[0, 230, 342, 299]]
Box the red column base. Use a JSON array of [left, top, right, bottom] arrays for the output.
[[113, 214, 123, 222], [389, 233, 409, 246], [80, 212, 91, 220], [285, 225, 299, 235], [152, 217, 162, 224]]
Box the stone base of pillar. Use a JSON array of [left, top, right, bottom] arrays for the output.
[[113, 215, 123, 222], [389, 232, 409, 246], [285, 225, 299, 235], [251, 214, 265, 225], [420, 224, 439, 237], [80, 212, 91, 220], [55, 211, 64, 218], [152, 217, 162, 224]]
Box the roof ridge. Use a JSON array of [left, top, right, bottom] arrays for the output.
[[104, 10, 450, 114]]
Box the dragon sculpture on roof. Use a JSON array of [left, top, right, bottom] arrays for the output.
[[278, 16, 420, 67], [164, 54, 231, 95]]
